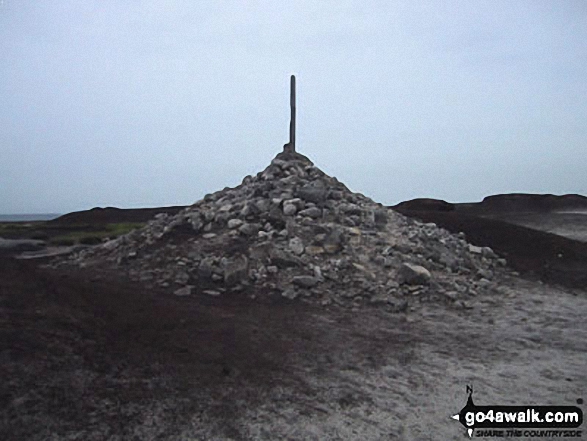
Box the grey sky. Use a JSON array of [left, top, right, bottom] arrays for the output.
[[1, 1, 586, 214]]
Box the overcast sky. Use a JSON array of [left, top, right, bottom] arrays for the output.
[[1, 1, 586, 214]]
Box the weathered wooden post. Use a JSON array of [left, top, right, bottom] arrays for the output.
[[284, 75, 296, 153]]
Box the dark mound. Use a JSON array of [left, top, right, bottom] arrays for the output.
[[393, 198, 455, 212], [49, 206, 186, 225], [459, 193, 587, 214], [393, 207, 587, 289]]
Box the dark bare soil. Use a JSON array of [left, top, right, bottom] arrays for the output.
[[0, 256, 322, 440], [1, 254, 586, 440]]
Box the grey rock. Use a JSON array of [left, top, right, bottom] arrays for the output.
[[341, 203, 362, 216], [283, 203, 297, 216], [292, 275, 320, 288], [298, 207, 322, 218], [255, 199, 270, 212], [240, 202, 258, 217], [439, 253, 459, 271], [223, 255, 249, 286], [175, 271, 190, 284], [238, 222, 260, 236], [198, 258, 216, 279], [214, 211, 231, 225], [269, 248, 302, 268], [481, 246, 496, 258], [328, 190, 343, 200], [187, 213, 204, 232], [227, 218, 244, 229], [312, 265, 323, 280], [266, 206, 285, 227], [374, 208, 388, 225], [288, 237, 305, 256], [174, 285, 194, 296], [296, 182, 327, 204], [398, 263, 431, 285], [203, 290, 221, 297], [468, 244, 483, 254], [477, 278, 492, 289], [281, 288, 298, 299], [323, 229, 345, 253]]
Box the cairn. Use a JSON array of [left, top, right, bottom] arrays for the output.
[[52, 77, 506, 310]]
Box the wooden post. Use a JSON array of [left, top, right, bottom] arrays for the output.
[[289, 75, 296, 151]]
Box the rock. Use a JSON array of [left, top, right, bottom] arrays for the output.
[[175, 271, 189, 284], [305, 245, 325, 256], [266, 206, 285, 228], [238, 222, 260, 236], [373, 255, 386, 266], [476, 268, 492, 280], [298, 207, 322, 218], [468, 244, 483, 254], [328, 190, 343, 200], [323, 229, 345, 253], [198, 258, 216, 279], [223, 255, 249, 286], [442, 290, 459, 300], [341, 203, 363, 216], [313, 265, 323, 280], [202, 233, 216, 239], [439, 253, 459, 271], [481, 246, 496, 258], [296, 182, 327, 204], [174, 285, 194, 296], [203, 290, 221, 297], [477, 278, 492, 289], [187, 214, 204, 232], [240, 202, 259, 217], [214, 211, 231, 225], [227, 218, 244, 229], [398, 263, 431, 285], [281, 288, 298, 299], [374, 208, 388, 226], [269, 248, 302, 268], [288, 237, 305, 256], [283, 203, 297, 216], [255, 199, 270, 212], [292, 275, 320, 288]]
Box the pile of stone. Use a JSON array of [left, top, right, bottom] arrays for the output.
[[53, 150, 506, 311]]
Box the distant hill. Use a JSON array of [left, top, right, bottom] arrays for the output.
[[392, 193, 587, 214], [465, 193, 587, 214], [393, 198, 455, 212], [49, 206, 187, 225], [0, 214, 61, 222]]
